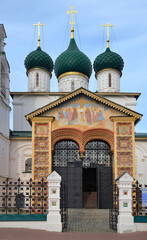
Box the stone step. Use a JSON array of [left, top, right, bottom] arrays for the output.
[[67, 209, 110, 221], [83, 192, 97, 208], [68, 209, 109, 214]]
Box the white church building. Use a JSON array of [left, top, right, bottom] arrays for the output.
[[0, 16, 147, 210]]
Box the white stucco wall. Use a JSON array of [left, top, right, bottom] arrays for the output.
[[97, 69, 121, 92], [28, 69, 51, 92], [0, 25, 10, 178], [0, 38, 10, 138], [12, 94, 59, 131], [135, 141, 147, 185], [9, 139, 32, 179], [58, 74, 89, 92], [101, 95, 137, 111], [0, 100, 10, 137], [0, 134, 9, 177]]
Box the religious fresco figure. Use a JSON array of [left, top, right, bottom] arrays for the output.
[[67, 107, 73, 125], [119, 124, 130, 135], [92, 108, 99, 122], [98, 110, 104, 125], [72, 108, 78, 125], [57, 111, 64, 121], [57, 110, 68, 126], [38, 126, 45, 135], [79, 103, 85, 124], [54, 102, 107, 128], [85, 108, 92, 125]]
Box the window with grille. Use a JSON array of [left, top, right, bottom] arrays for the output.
[[25, 158, 32, 173]]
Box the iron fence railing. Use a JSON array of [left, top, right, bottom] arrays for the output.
[[0, 178, 48, 214], [109, 183, 119, 231], [61, 208, 68, 231], [132, 181, 147, 216]]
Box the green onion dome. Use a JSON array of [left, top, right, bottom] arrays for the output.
[[93, 47, 124, 75], [54, 38, 92, 79], [24, 46, 53, 74]]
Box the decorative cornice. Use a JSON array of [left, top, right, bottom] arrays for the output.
[[95, 92, 141, 99], [135, 137, 147, 141], [31, 116, 55, 122], [10, 92, 68, 99], [95, 68, 122, 78], [110, 116, 137, 122], [58, 71, 89, 81], [10, 91, 141, 100], [10, 137, 32, 140], [25, 88, 142, 123], [27, 68, 52, 78], [10, 135, 147, 142]]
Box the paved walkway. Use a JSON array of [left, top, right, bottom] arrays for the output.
[[0, 229, 147, 240], [66, 219, 116, 232]]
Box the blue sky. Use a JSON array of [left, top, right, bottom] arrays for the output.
[[0, 0, 147, 132]]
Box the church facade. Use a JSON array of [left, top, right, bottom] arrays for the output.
[[0, 19, 147, 208]]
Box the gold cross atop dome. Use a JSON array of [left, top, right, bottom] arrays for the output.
[[102, 23, 114, 48], [67, 6, 78, 39], [33, 21, 45, 47]]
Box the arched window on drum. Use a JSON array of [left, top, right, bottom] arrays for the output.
[[108, 73, 111, 87], [36, 73, 39, 87]]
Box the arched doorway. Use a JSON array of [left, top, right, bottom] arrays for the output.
[[83, 140, 112, 209], [53, 139, 112, 209]]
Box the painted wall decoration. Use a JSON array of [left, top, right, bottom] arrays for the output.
[[117, 123, 132, 135], [43, 96, 126, 131], [117, 137, 132, 151], [52, 201, 56, 206], [34, 137, 49, 151], [57, 101, 106, 128], [34, 123, 49, 135], [34, 152, 49, 166], [117, 152, 133, 167], [34, 167, 49, 180], [116, 122, 134, 178], [33, 122, 50, 181]]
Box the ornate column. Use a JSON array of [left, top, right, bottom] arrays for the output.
[[46, 171, 62, 232], [111, 117, 136, 180], [117, 172, 136, 233], [32, 117, 54, 180]]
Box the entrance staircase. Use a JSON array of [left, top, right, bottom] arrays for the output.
[[66, 209, 115, 233], [83, 192, 97, 208]]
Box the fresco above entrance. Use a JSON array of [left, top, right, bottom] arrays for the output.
[[43, 96, 125, 131]]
